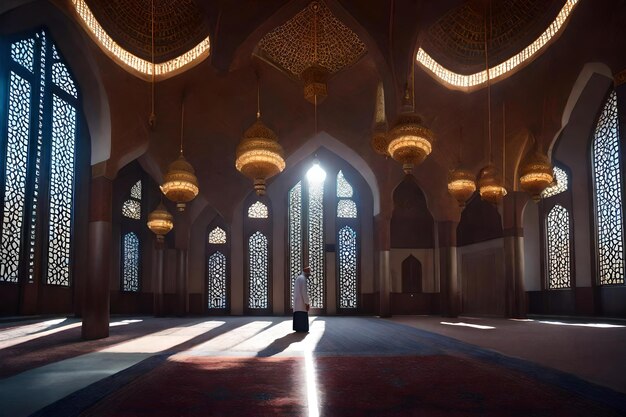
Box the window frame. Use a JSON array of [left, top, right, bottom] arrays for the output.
[[206, 217, 230, 314]]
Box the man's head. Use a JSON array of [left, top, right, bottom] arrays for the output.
[[303, 266, 311, 277]]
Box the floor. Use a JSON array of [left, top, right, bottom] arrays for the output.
[[0, 315, 624, 416]]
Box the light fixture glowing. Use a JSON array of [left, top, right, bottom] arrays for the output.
[[415, 0, 579, 91], [306, 160, 327, 184], [147, 202, 174, 242]]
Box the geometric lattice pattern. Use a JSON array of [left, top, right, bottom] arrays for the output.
[[337, 199, 357, 218], [248, 231, 268, 309], [248, 201, 269, 219], [288, 182, 303, 308], [46, 95, 76, 286], [308, 177, 325, 309], [592, 90, 624, 285], [542, 166, 568, 198], [1, 31, 78, 287], [0, 73, 31, 283], [336, 170, 353, 198], [208, 226, 227, 244], [122, 199, 141, 220], [257, 1, 366, 78], [338, 226, 357, 308], [130, 180, 142, 199], [52, 61, 78, 98], [122, 232, 140, 292], [11, 38, 35, 73], [546, 205, 570, 289], [207, 251, 227, 309]]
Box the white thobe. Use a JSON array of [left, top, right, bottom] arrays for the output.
[[293, 273, 310, 312]]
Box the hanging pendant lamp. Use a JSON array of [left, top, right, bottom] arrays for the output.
[[371, 81, 390, 156], [302, 2, 329, 104], [477, 1, 506, 204], [147, 201, 174, 242], [448, 128, 476, 207], [235, 76, 286, 195], [161, 100, 199, 211], [387, 83, 434, 174], [519, 133, 553, 202]]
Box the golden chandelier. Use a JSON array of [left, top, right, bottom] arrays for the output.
[[519, 134, 553, 202], [147, 202, 174, 243], [161, 102, 199, 211], [235, 80, 286, 195]]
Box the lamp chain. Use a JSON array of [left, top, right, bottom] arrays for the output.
[[149, 0, 156, 127], [484, 1, 492, 164]]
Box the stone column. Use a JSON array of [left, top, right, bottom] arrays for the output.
[[82, 175, 112, 340], [174, 211, 190, 316], [374, 213, 391, 317], [503, 191, 529, 318], [438, 221, 459, 317]]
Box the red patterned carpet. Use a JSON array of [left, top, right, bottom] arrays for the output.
[[79, 355, 621, 417]]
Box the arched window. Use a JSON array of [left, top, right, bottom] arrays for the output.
[[592, 90, 625, 285], [207, 221, 229, 312], [244, 198, 272, 314], [546, 205, 571, 289], [287, 164, 360, 312], [539, 164, 574, 290], [120, 180, 143, 292], [0, 30, 79, 286]]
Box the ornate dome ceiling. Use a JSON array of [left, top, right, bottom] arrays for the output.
[[84, 0, 209, 63], [423, 0, 562, 71], [72, 0, 211, 79]]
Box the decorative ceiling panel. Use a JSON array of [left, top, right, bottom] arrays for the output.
[[257, 1, 366, 78]]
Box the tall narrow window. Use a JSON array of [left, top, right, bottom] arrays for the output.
[[120, 180, 142, 292], [546, 205, 571, 289], [336, 171, 359, 310], [307, 165, 325, 309], [248, 231, 268, 309], [207, 224, 229, 311], [245, 199, 272, 313], [121, 232, 140, 292], [287, 164, 361, 312], [592, 90, 625, 285], [288, 182, 303, 307], [0, 30, 79, 286]]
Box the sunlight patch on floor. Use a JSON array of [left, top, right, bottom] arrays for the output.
[[538, 321, 625, 328], [441, 321, 495, 330]]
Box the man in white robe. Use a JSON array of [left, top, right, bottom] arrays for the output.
[[293, 266, 311, 332]]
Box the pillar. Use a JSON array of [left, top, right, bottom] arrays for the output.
[[503, 191, 529, 318], [374, 213, 391, 317], [438, 221, 459, 317], [174, 210, 190, 316], [82, 175, 112, 340]]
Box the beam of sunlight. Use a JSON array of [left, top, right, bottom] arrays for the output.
[[305, 350, 320, 417], [231, 320, 294, 353], [109, 319, 143, 327], [509, 319, 535, 322], [538, 321, 625, 328], [0, 321, 82, 349], [42, 318, 68, 326], [441, 321, 495, 330], [102, 320, 226, 353], [190, 320, 275, 354]]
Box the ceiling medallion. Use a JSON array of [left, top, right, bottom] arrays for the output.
[[257, 1, 366, 85]]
